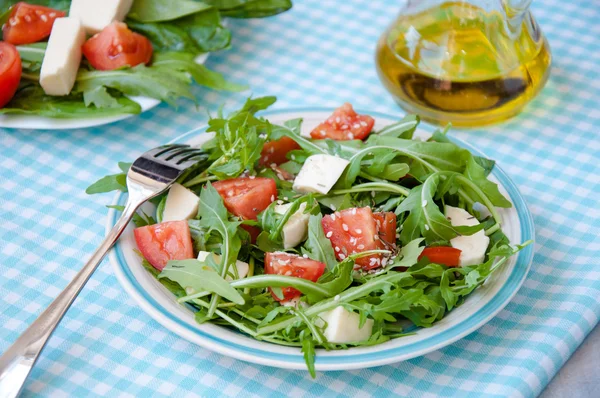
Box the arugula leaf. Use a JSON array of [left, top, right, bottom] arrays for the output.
[[208, 0, 292, 18], [16, 43, 46, 73], [86, 163, 131, 194], [128, 0, 213, 22], [160, 259, 245, 304], [141, 258, 187, 297], [300, 332, 316, 378], [376, 115, 419, 139], [0, 84, 141, 118], [301, 214, 337, 271], [388, 238, 424, 269], [463, 156, 511, 208], [152, 52, 247, 92], [128, 8, 230, 54]]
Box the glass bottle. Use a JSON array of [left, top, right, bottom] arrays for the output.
[[375, 0, 551, 127]]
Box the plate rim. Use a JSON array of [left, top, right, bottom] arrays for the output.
[[106, 107, 535, 371]]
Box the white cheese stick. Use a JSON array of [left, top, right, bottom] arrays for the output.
[[274, 202, 310, 249], [39, 17, 86, 96], [69, 0, 134, 34], [162, 183, 199, 222], [318, 306, 373, 344]]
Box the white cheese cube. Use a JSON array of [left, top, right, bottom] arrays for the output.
[[197, 251, 249, 281], [445, 205, 490, 266], [69, 0, 134, 34], [39, 18, 86, 96], [162, 183, 199, 222], [293, 154, 349, 195], [318, 306, 373, 344], [274, 202, 310, 249]]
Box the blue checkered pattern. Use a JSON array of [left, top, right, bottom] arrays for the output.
[[1, 0, 599, 396]]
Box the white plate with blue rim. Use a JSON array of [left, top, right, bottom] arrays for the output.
[[0, 54, 208, 130], [106, 108, 535, 371]]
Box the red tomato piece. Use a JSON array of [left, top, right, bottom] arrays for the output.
[[418, 247, 462, 267], [310, 103, 375, 141], [82, 22, 153, 71], [0, 42, 21, 108], [373, 212, 397, 246], [322, 207, 387, 270], [259, 136, 301, 166], [2, 3, 65, 45], [134, 221, 194, 271], [264, 252, 326, 301], [212, 177, 277, 221]]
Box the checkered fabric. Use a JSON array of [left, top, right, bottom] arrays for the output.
[[1, 0, 599, 397]]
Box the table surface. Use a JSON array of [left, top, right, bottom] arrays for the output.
[[1, 1, 599, 397]]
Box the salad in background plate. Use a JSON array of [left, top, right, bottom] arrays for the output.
[[89, 98, 530, 375], [0, 0, 291, 120]]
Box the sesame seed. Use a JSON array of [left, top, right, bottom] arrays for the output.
[[355, 229, 362, 234], [277, 173, 284, 180], [270, 195, 275, 202], [49, 12, 56, 17], [374, 235, 379, 240], [334, 295, 340, 301], [371, 191, 376, 198], [40, 14, 48, 22], [24, 15, 31, 22], [277, 200, 284, 205], [320, 130, 326, 137], [270, 163, 277, 168], [357, 244, 365, 250], [291, 155, 296, 160], [422, 200, 427, 207], [331, 214, 336, 221], [326, 231, 333, 238], [283, 197, 288, 200], [341, 124, 349, 130], [302, 254, 308, 258], [353, 123, 360, 129], [249, 176, 255, 180], [284, 270, 293, 276], [9, 18, 17, 26], [339, 253, 346, 260], [269, 147, 275, 153], [227, 190, 234, 197], [351, 208, 357, 215], [330, 204, 336, 211], [342, 224, 349, 231], [335, 117, 341, 123], [424, 224, 430, 230], [347, 133, 354, 139], [360, 121, 368, 127], [335, 246, 340, 252]]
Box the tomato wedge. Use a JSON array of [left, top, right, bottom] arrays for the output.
[[0, 42, 21, 108], [2, 3, 65, 45], [212, 177, 277, 221], [418, 247, 462, 267], [310, 103, 375, 141], [264, 252, 325, 301], [82, 22, 153, 71], [259, 136, 301, 166], [373, 212, 397, 246], [322, 207, 387, 270], [134, 221, 194, 271]]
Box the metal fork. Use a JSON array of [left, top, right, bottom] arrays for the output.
[[0, 144, 206, 398]]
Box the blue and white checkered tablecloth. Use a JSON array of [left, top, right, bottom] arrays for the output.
[[1, 1, 599, 397]]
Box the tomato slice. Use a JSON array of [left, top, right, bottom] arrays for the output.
[[322, 207, 387, 270], [82, 22, 153, 71], [264, 252, 325, 301], [212, 177, 277, 221], [259, 136, 301, 166], [134, 221, 194, 271], [373, 212, 397, 246], [2, 3, 65, 45], [418, 247, 462, 267], [310, 103, 375, 140], [0, 42, 21, 109]]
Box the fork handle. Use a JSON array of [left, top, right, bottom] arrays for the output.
[[0, 200, 142, 398]]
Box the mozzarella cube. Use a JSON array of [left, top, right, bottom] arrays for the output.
[[445, 205, 490, 266], [293, 154, 349, 195], [197, 251, 249, 281], [69, 0, 134, 33], [39, 18, 86, 96], [162, 183, 199, 222], [274, 202, 310, 249], [318, 306, 373, 344]]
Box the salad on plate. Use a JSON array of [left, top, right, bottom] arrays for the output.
[[0, 0, 291, 119], [89, 97, 529, 375]]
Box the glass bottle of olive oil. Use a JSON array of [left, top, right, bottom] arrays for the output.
[[375, 0, 551, 126]]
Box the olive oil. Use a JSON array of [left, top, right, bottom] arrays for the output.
[[375, 2, 551, 126]]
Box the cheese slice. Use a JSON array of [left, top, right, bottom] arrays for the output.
[[445, 205, 490, 266], [274, 202, 310, 249], [69, 0, 134, 34], [162, 183, 199, 222], [318, 306, 373, 344], [39, 17, 86, 96], [293, 154, 349, 195]]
